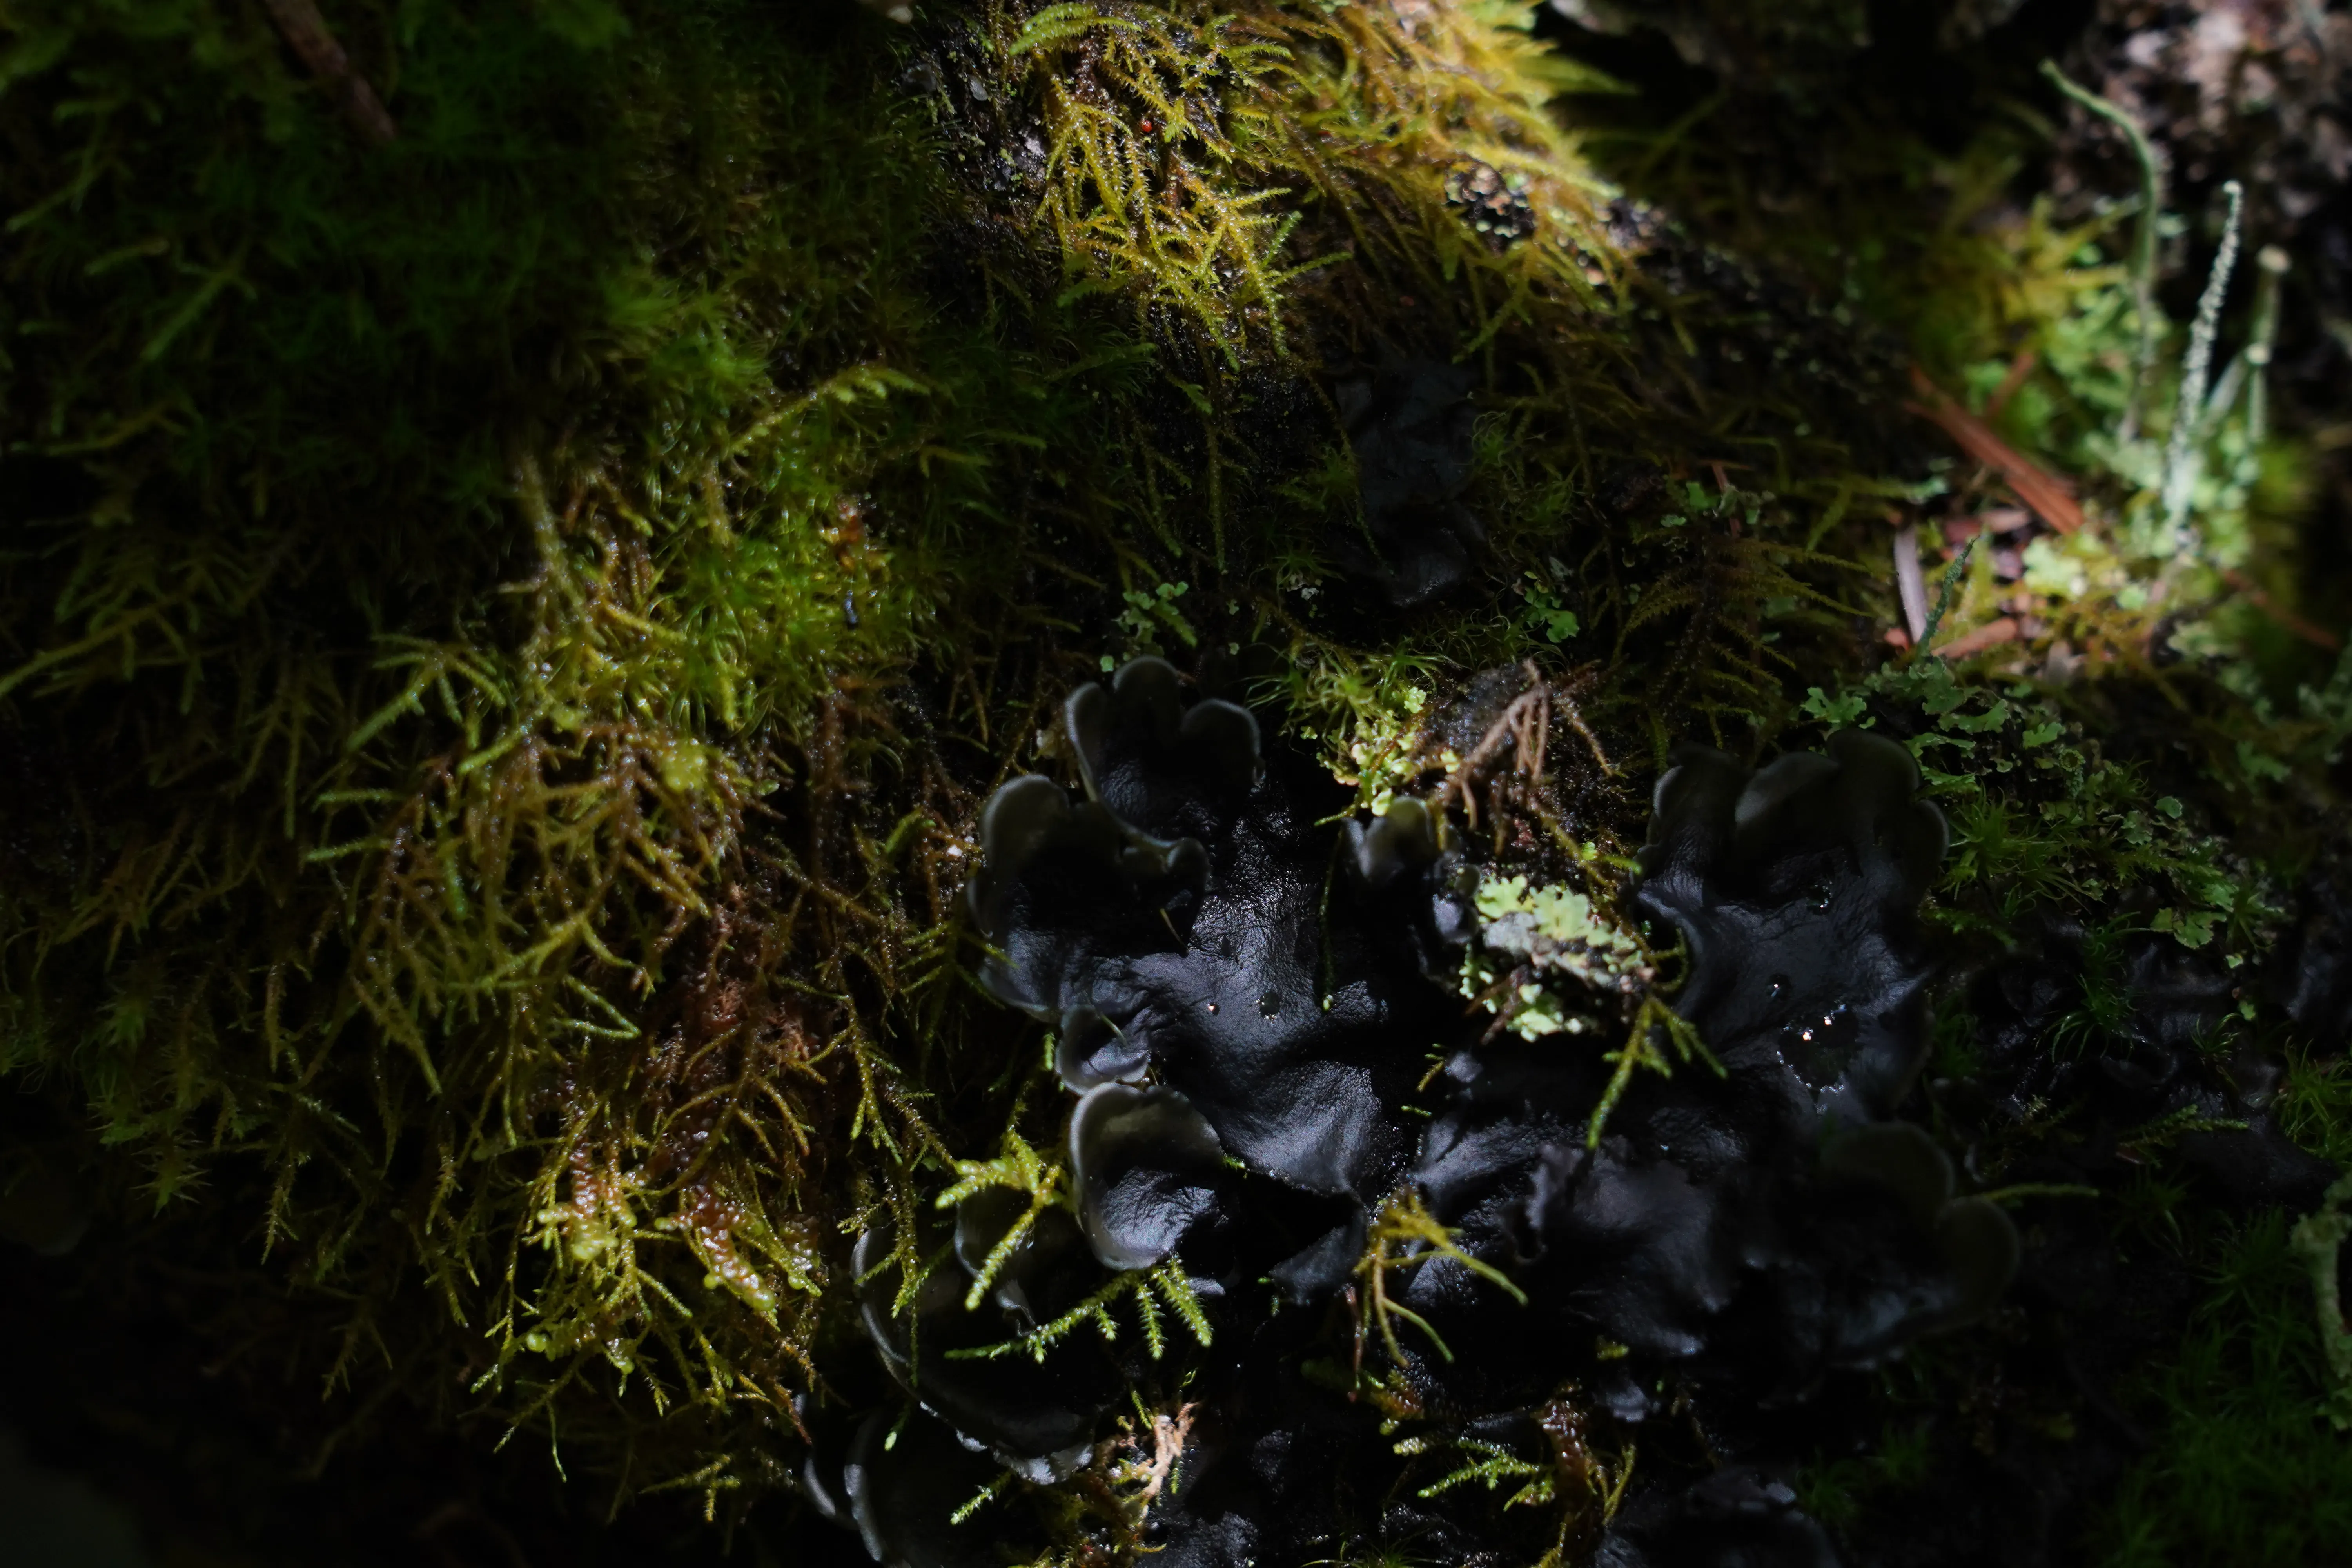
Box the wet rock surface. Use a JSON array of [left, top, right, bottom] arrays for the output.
[[1333, 355, 1488, 607]]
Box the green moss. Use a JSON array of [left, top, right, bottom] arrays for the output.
[[2090, 1213, 2352, 1568], [2280, 1048, 2352, 1172], [1795, 1419, 1933, 1532], [0, 0, 985, 1503]]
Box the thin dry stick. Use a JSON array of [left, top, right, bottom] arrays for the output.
[[262, 0, 399, 146], [2216, 567, 2343, 651], [1904, 365, 2084, 534]]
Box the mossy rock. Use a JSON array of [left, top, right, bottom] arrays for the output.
[[2, 2, 2348, 1564]]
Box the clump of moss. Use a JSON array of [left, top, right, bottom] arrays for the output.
[[0, 0, 987, 1511], [2089, 1210, 2352, 1567]]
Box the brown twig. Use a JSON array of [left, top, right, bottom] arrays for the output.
[[1938, 616, 2020, 660], [1983, 347, 2040, 419], [2217, 566, 2343, 650], [262, 0, 398, 147], [1906, 365, 2084, 534]]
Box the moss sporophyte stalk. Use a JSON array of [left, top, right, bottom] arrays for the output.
[[2, 2, 2350, 1565]]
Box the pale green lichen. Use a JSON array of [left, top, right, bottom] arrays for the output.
[[1461, 870, 1646, 1040]]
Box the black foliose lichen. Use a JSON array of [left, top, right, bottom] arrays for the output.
[[831, 672, 2047, 1568], [969, 656, 1462, 1253], [1966, 915, 2332, 1208], [1401, 734, 2011, 1401], [853, 1208, 1123, 1480], [1594, 1464, 1841, 1568]]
